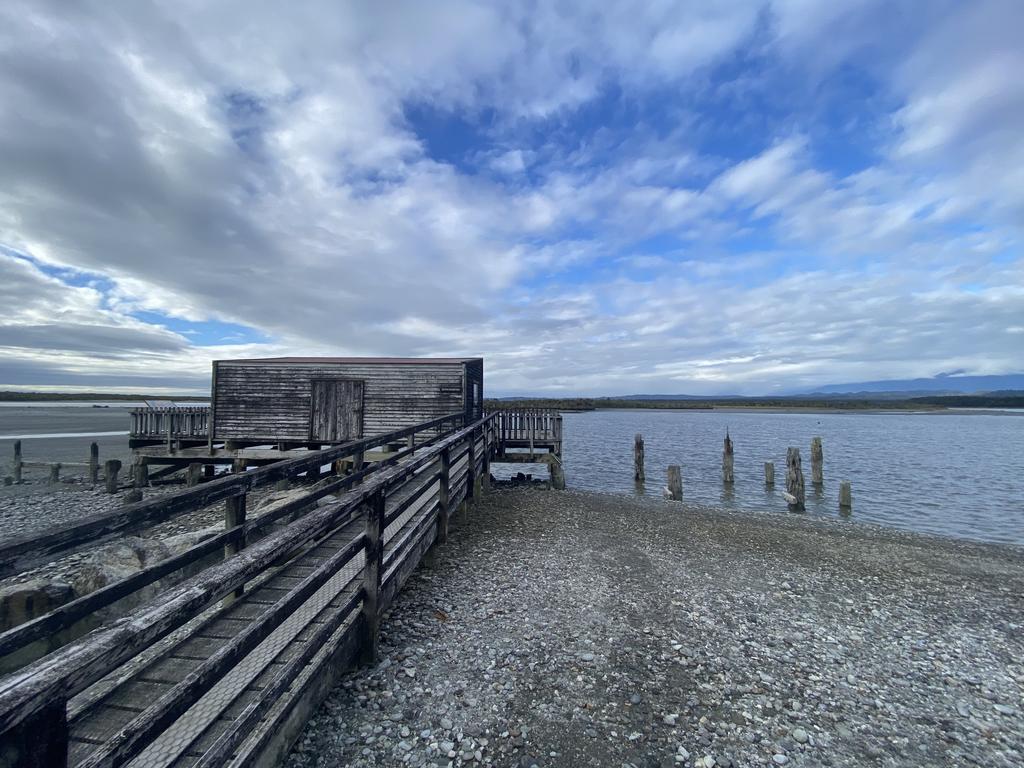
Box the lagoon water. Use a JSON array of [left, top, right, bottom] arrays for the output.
[[2, 404, 1022, 546], [559, 409, 1024, 546], [0, 405, 137, 473]]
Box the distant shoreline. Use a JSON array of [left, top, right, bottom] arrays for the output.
[[0, 392, 207, 402]]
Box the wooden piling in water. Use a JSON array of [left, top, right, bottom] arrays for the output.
[[667, 465, 682, 501], [13, 440, 22, 485], [722, 430, 734, 484], [785, 448, 805, 511], [104, 459, 121, 494], [811, 436, 824, 486], [634, 434, 645, 482], [839, 480, 852, 511], [48, 464, 61, 484], [764, 461, 775, 487]]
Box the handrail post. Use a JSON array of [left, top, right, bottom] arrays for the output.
[[438, 446, 451, 544], [2, 697, 69, 767], [481, 421, 492, 493], [224, 492, 247, 599], [360, 488, 386, 665], [467, 428, 477, 503]]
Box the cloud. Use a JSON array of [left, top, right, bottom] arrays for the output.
[[0, 1, 1021, 395]]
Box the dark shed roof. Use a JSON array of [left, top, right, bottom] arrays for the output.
[[218, 356, 481, 365]]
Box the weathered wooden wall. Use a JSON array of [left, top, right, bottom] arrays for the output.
[[213, 360, 481, 442], [464, 359, 484, 422]]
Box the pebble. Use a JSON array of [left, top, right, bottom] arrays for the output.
[[277, 489, 1024, 768]]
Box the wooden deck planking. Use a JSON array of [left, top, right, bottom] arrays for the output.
[[2, 414, 509, 768]]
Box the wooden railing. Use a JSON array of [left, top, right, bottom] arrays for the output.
[[0, 413, 501, 767], [129, 407, 210, 439], [0, 412, 465, 580], [490, 408, 562, 452]]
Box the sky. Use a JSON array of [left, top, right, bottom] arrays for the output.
[[0, 1, 1022, 396]]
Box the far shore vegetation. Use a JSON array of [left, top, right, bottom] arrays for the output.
[[0, 391, 208, 402], [484, 394, 1024, 411]]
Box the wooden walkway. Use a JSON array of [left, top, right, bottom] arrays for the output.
[[0, 411, 515, 767]]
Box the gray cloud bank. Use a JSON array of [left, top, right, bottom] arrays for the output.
[[0, 1, 1021, 395]]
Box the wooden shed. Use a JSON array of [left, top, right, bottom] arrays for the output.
[[210, 357, 483, 445]]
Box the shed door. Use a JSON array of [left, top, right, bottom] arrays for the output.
[[309, 379, 364, 442]]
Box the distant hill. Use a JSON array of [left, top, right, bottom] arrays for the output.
[[802, 373, 1024, 396]]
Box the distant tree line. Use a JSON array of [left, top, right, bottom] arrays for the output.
[[484, 397, 944, 411], [907, 394, 1024, 408], [0, 391, 208, 402]]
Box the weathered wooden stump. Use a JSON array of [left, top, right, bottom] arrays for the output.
[[88, 442, 100, 485], [811, 436, 824, 486], [634, 433, 645, 482], [666, 465, 682, 501], [785, 448, 805, 511], [48, 463, 61, 484], [839, 481, 852, 512], [104, 460, 122, 494], [548, 458, 566, 490], [186, 463, 203, 487], [722, 430, 734, 484], [13, 440, 22, 484], [764, 461, 775, 487], [133, 457, 148, 489]]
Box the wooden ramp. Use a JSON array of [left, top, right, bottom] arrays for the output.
[[0, 415, 496, 768]]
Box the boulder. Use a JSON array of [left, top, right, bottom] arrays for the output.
[[163, 524, 224, 554], [71, 536, 171, 596], [0, 579, 76, 631]]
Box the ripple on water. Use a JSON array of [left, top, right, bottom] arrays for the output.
[[555, 409, 1024, 546]]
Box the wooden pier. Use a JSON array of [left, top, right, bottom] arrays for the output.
[[489, 408, 565, 488], [0, 408, 559, 767]]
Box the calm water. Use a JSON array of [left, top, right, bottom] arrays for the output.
[[557, 409, 1024, 546], [3, 405, 1022, 546], [0, 406, 136, 475]]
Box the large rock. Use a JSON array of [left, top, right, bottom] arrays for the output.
[[163, 523, 224, 554], [71, 536, 172, 596], [0, 580, 76, 632]]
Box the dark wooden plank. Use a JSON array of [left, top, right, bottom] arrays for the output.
[[0, 416, 485, 738], [73, 531, 366, 768]]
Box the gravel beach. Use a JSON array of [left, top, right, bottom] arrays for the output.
[[286, 488, 1024, 768]]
